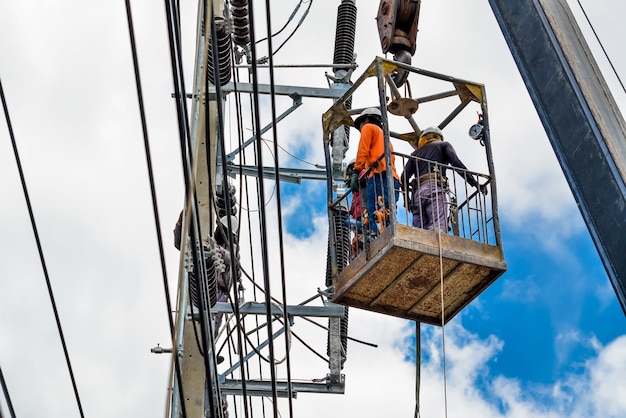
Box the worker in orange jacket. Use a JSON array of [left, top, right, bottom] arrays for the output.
[[352, 107, 401, 235]]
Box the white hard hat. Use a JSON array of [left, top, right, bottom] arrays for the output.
[[354, 107, 382, 129], [420, 126, 444, 140]]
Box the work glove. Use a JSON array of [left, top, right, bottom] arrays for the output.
[[350, 172, 358, 192], [478, 183, 489, 196]]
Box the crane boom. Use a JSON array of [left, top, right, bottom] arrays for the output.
[[488, 0, 626, 313]]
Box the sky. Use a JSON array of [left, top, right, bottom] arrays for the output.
[[1, 1, 626, 418]]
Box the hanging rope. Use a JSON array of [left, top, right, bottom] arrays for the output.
[[438, 227, 449, 418], [433, 176, 449, 418]]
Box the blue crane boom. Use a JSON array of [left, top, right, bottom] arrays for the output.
[[488, 0, 626, 313]]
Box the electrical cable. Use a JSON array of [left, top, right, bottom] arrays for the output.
[[123, 0, 180, 371], [232, 61, 267, 418], [575, 0, 626, 95], [218, 304, 326, 365], [246, 0, 282, 411], [285, 325, 327, 363], [230, 70, 260, 418], [179, 3, 339, 416], [297, 315, 377, 347], [262, 4, 296, 408], [161, 0, 205, 413], [261, 137, 320, 168], [237, 303, 290, 364], [255, 0, 305, 44], [257, 0, 313, 62], [125, 2, 193, 412], [0, 363, 16, 418], [230, 136, 279, 213], [1, 78, 85, 418], [216, 6, 291, 413], [269, 0, 312, 58], [181, 10, 232, 418]]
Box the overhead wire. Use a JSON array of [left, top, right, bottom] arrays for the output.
[[124, 2, 196, 412], [231, 56, 265, 418], [229, 44, 271, 418], [261, 137, 321, 168], [256, 0, 313, 61], [575, 0, 626, 95], [229, 264, 371, 366], [0, 362, 16, 418], [183, 1, 338, 415], [1, 78, 85, 418], [258, 2, 297, 408], [246, 0, 282, 411], [123, 0, 181, 375], [186, 6, 238, 418], [210, 4, 291, 417], [205, 0, 222, 385], [161, 0, 206, 412], [268, 0, 312, 58], [181, 12, 224, 398], [255, 0, 306, 44], [229, 134, 280, 214]]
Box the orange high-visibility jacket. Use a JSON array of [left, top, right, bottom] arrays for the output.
[[354, 123, 400, 180]]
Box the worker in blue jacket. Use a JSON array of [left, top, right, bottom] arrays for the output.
[[401, 126, 486, 232]]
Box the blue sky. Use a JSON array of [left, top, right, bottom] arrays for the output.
[[465, 224, 623, 382], [278, 131, 625, 390], [1, 1, 625, 417]]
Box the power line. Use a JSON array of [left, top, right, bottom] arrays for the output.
[[246, 0, 282, 411], [576, 0, 626, 95], [263, 0, 296, 413], [255, 0, 309, 45], [124, 0, 173, 339], [255, 0, 313, 63], [123, 3, 190, 417], [0, 362, 16, 418], [232, 64, 270, 418], [268, 0, 312, 58], [1, 77, 85, 418]]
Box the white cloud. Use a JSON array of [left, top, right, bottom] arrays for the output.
[[586, 336, 626, 416], [285, 319, 626, 418]]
